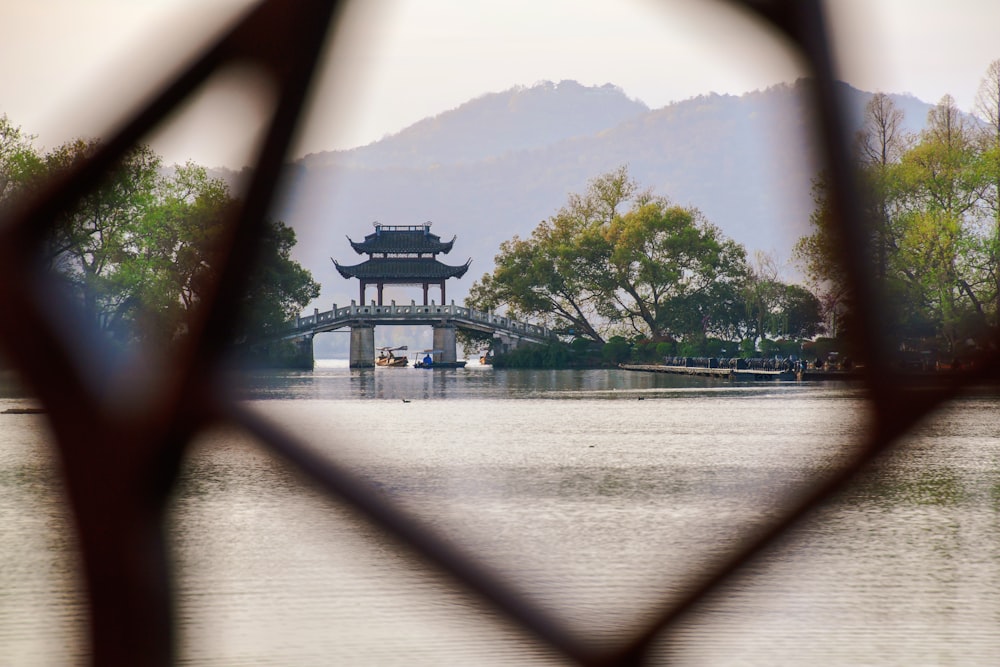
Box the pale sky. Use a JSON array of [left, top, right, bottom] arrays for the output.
[[3, 0, 999, 168]]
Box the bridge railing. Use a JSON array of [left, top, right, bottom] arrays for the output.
[[290, 300, 554, 340]]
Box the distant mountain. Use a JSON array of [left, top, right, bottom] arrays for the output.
[[299, 80, 649, 169], [270, 79, 940, 328]]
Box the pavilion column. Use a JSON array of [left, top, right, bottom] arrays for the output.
[[422, 284, 429, 306], [440, 281, 446, 304], [377, 283, 384, 306], [359, 280, 366, 305]]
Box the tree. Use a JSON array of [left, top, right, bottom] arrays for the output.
[[796, 89, 999, 353], [140, 162, 233, 317], [237, 218, 321, 341], [466, 231, 608, 342], [894, 95, 989, 350], [41, 140, 163, 340], [467, 166, 650, 343], [769, 283, 823, 340], [23, 134, 319, 349], [468, 167, 764, 346], [856, 92, 912, 281], [797, 94, 916, 339], [976, 60, 1000, 134], [975, 59, 1000, 321], [793, 173, 853, 336], [0, 114, 41, 204], [601, 200, 749, 342], [734, 251, 784, 344]]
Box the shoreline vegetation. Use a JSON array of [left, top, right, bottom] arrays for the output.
[[0, 114, 320, 363], [7, 58, 1000, 374], [467, 67, 1000, 371], [484, 336, 975, 375]]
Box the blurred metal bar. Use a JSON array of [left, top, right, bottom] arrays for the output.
[[0, 2, 340, 664]]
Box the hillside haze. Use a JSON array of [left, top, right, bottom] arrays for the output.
[[301, 80, 649, 169], [273, 79, 936, 319]]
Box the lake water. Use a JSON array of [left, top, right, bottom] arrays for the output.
[[2, 360, 1000, 665]]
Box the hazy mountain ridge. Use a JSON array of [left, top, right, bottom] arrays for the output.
[[270, 79, 941, 317], [299, 80, 649, 170]]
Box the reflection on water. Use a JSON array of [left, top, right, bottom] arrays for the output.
[[239, 359, 833, 402], [660, 394, 1000, 666], [2, 363, 1000, 665], [0, 390, 87, 666]]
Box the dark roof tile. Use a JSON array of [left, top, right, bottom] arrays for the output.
[[333, 257, 471, 281], [348, 225, 455, 255]]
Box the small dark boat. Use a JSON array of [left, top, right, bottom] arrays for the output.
[[413, 349, 466, 369]]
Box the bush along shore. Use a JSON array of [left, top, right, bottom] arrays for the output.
[[488, 336, 831, 370], [486, 334, 981, 375]]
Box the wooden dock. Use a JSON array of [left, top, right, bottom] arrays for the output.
[[620, 363, 873, 382], [619, 364, 797, 380]]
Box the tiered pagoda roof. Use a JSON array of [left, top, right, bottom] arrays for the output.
[[333, 222, 471, 288], [334, 257, 471, 281], [347, 223, 456, 256]]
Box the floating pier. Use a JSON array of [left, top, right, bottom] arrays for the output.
[[620, 362, 868, 382], [619, 364, 797, 380]]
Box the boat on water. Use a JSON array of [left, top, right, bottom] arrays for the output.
[[375, 346, 408, 367], [413, 349, 467, 369]]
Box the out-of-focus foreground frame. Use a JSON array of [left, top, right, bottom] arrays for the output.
[[0, 1, 996, 665]]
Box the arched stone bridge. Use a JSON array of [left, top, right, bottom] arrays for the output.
[[283, 300, 557, 367]]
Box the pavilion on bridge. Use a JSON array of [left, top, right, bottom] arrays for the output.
[[332, 222, 471, 306]]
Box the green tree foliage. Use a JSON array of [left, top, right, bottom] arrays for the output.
[[0, 114, 42, 204], [794, 93, 915, 339], [43, 140, 165, 340], [466, 231, 606, 343], [469, 166, 820, 351], [974, 59, 1000, 320], [1, 118, 319, 350], [894, 99, 984, 349], [601, 200, 750, 342], [795, 82, 1000, 354], [466, 166, 649, 343], [237, 217, 322, 341]]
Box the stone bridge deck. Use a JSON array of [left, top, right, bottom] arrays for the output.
[[288, 300, 555, 344]]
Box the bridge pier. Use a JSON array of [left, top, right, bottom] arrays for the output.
[[491, 331, 528, 356], [290, 334, 316, 369], [284, 302, 555, 367], [349, 324, 375, 368], [432, 323, 457, 364]]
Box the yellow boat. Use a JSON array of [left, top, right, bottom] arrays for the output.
[[375, 346, 408, 367]]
